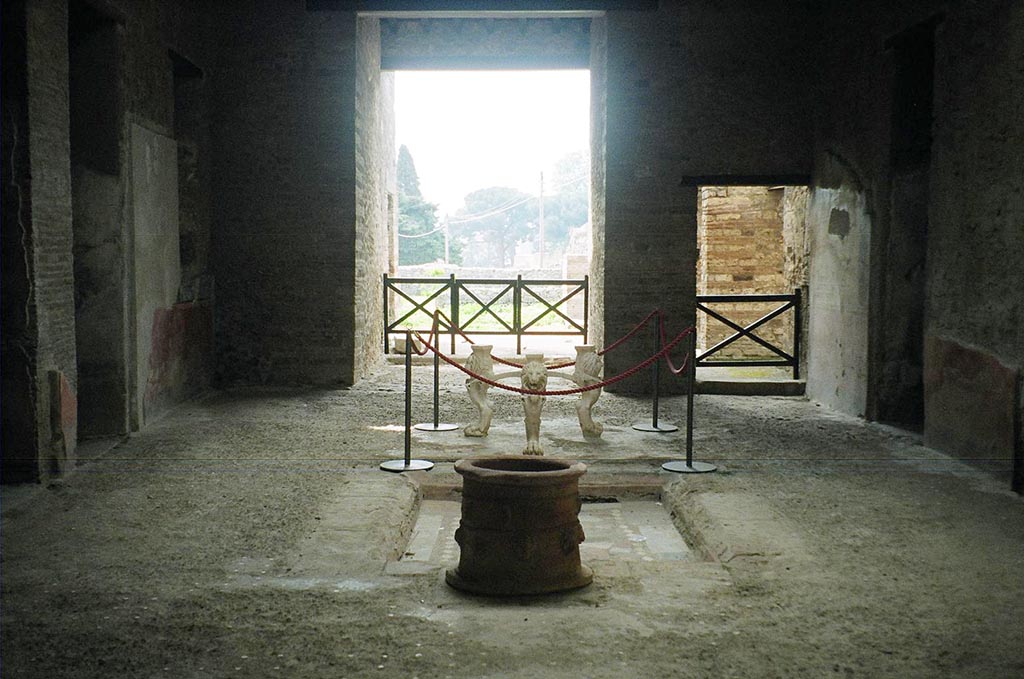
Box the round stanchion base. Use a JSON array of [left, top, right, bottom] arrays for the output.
[[413, 423, 460, 432], [662, 460, 717, 474], [632, 421, 679, 433], [380, 459, 435, 473]]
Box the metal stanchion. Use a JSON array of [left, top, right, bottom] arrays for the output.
[[633, 319, 678, 432], [381, 331, 435, 473], [414, 345, 459, 432], [663, 332, 716, 473]]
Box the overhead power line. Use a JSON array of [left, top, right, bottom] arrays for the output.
[[447, 173, 587, 225]]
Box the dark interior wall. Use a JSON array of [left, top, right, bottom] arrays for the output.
[[1, 0, 217, 481], [2, 0, 42, 483], [212, 1, 358, 386], [21, 0, 78, 479], [807, 2, 935, 418], [601, 0, 814, 393], [810, 0, 1023, 474], [924, 0, 1023, 473]]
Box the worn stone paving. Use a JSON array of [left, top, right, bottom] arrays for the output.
[[400, 499, 692, 568]]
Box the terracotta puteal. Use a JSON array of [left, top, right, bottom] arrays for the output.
[[446, 456, 593, 596]]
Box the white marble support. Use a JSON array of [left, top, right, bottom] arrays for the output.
[[520, 353, 548, 456], [464, 345, 495, 437], [572, 345, 604, 438]]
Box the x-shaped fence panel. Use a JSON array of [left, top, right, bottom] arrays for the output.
[[695, 290, 802, 379], [456, 280, 516, 335], [384, 274, 589, 355]]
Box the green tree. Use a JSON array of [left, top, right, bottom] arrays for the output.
[[542, 151, 590, 251], [451, 186, 538, 268], [396, 145, 445, 265]]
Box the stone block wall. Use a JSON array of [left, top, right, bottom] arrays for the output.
[[381, 17, 589, 69], [353, 17, 395, 381]]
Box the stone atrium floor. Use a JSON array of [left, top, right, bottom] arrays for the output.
[[2, 362, 1022, 678]]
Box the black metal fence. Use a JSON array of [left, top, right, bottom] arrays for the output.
[[696, 289, 803, 379], [383, 273, 589, 354]]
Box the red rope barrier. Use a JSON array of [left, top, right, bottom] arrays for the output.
[[429, 308, 662, 370], [412, 325, 696, 397], [658, 313, 690, 376], [598, 309, 662, 357]]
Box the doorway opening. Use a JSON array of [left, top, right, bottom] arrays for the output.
[[69, 0, 127, 441], [877, 19, 937, 431], [389, 68, 592, 356], [695, 185, 809, 383]]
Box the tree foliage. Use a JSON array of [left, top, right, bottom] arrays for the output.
[[396, 145, 445, 266], [451, 186, 537, 268], [541, 150, 589, 249]]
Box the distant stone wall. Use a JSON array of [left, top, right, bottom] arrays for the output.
[[381, 17, 589, 69]]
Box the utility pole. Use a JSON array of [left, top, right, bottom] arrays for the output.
[[538, 171, 545, 269], [443, 216, 450, 265]]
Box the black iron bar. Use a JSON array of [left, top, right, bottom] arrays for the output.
[[632, 317, 677, 433], [381, 331, 435, 472], [697, 300, 795, 360], [793, 287, 802, 380], [414, 349, 459, 432], [686, 331, 695, 466], [652, 325, 661, 427], [662, 332, 716, 474], [449, 274, 457, 354], [404, 330, 412, 464], [383, 274, 589, 356], [383, 274, 390, 354], [432, 348, 440, 427]]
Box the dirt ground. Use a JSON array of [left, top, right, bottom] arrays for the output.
[[2, 362, 1023, 678]]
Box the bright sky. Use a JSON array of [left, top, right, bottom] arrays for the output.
[[394, 70, 590, 215]]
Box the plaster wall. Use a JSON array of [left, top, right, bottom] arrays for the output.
[[131, 124, 181, 424], [69, 6, 127, 439], [805, 180, 871, 416], [925, 0, 1023, 472], [1, 0, 218, 479], [23, 0, 77, 479]]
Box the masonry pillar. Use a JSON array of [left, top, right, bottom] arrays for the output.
[[601, 7, 695, 395]]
